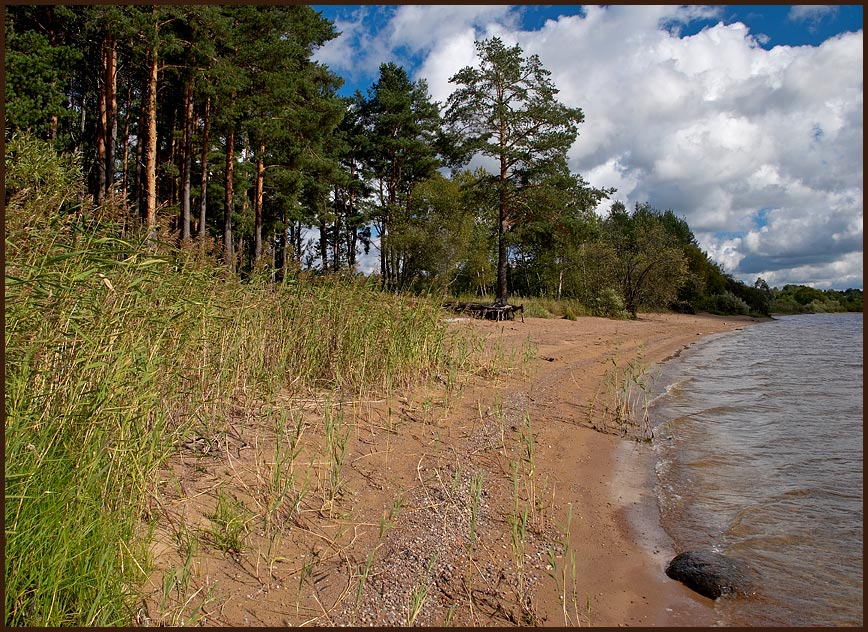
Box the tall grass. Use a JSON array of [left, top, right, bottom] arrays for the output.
[[4, 133, 462, 625]]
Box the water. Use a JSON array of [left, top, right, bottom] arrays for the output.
[[650, 313, 863, 626]]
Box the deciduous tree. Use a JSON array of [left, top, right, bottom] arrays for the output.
[[603, 202, 690, 318]]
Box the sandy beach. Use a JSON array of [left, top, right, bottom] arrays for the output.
[[141, 311, 763, 626], [444, 312, 765, 626]]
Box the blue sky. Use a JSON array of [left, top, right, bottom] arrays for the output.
[[311, 5, 863, 289]]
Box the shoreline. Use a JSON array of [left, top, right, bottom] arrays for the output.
[[454, 312, 766, 626], [583, 314, 764, 625]]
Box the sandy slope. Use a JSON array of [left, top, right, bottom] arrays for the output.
[[140, 312, 763, 626]]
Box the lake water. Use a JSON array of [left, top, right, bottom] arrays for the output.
[[649, 313, 863, 626]]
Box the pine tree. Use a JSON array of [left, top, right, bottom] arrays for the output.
[[360, 63, 441, 289], [445, 37, 584, 305]]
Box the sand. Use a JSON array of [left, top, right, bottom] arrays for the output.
[[139, 311, 763, 626]]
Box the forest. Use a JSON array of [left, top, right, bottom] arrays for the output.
[[5, 5, 860, 317]]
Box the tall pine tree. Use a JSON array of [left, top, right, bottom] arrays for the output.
[[445, 37, 584, 305]]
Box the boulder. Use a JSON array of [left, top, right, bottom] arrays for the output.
[[665, 549, 754, 599]]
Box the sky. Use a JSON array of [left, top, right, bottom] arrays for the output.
[[311, 4, 863, 290]]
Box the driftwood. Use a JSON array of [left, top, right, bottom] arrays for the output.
[[444, 301, 525, 322]]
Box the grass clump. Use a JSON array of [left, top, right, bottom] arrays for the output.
[[4, 133, 467, 625], [205, 492, 253, 555], [588, 349, 658, 441]]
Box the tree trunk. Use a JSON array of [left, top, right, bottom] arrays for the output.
[[120, 84, 131, 205], [45, 10, 60, 141], [135, 91, 147, 221], [379, 225, 387, 288], [496, 104, 509, 305], [180, 80, 193, 244], [496, 168, 509, 305], [346, 180, 357, 272], [198, 95, 210, 240], [272, 227, 280, 281], [224, 122, 235, 268], [295, 221, 302, 263], [332, 193, 340, 272], [254, 137, 265, 262], [167, 108, 178, 207], [105, 35, 116, 198], [319, 214, 328, 271], [145, 46, 159, 233], [96, 42, 108, 205]]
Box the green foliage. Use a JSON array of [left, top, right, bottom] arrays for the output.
[[5, 10, 855, 322], [726, 276, 770, 316], [703, 291, 751, 316], [771, 284, 862, 314], [388, 172, 475, 292], [445, 36, 585, 304], [357, 62, 442, 288], [4, 7, 83, 141], [601, 202, 690, 318], [591, 288, 630, 320], [510, 172, 612, 301]]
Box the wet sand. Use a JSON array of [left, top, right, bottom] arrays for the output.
[[451, 312, 764, 626]]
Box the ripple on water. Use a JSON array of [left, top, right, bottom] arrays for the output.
[[651, 313, 863, 627]]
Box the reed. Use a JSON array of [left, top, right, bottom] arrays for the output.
[[509, 460, 530, 617], [4, 133, 488, 625], [546, 503, 583, 626], [588, 349, 657, 441]]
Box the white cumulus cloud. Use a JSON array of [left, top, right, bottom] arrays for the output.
[[317, 5, 863, 289]]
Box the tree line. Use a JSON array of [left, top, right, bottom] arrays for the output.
[[7, 6, 858, 317]]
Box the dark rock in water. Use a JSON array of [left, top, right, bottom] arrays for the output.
[[665, 550, 754, 599]]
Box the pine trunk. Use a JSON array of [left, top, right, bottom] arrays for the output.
[[332, 196, 340, 272], [135, 92, 147, 220], [224, 122, 235, 268], [105, 35, 116, 198], [120, 84, 131, 205], [198, 95, 210, 240], [145, 47, 158, 233], [496, 163, 509, 305], [254, 138, 265, 262], [295, 222, 302, 263], [180, 81, 193, 244], [167, 111, 178, 207], [96, 41, 108, 205], [319, 215, 328, 271]]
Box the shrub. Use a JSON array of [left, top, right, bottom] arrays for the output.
[[592, 288, 630, 319], [704, 291, 750, 315]]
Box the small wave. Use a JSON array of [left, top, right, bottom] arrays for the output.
[[653, 313, 863, 626]]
